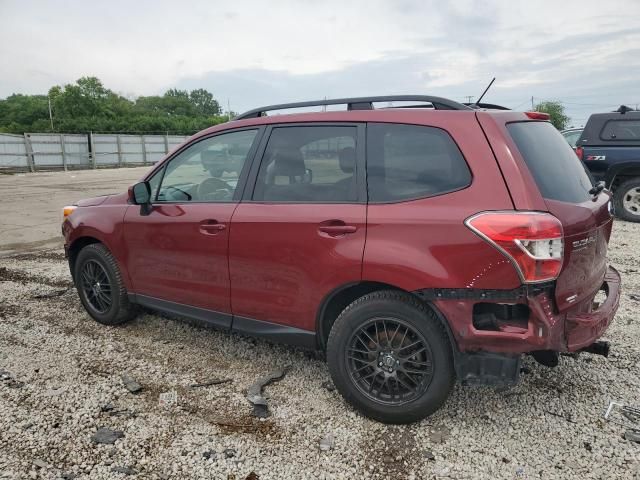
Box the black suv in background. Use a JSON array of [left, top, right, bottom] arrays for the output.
[[576, 107, 640, 222]]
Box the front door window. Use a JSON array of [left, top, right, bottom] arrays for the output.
[[157, 129, 258, 203]]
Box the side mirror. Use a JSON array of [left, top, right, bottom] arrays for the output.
[[132, 181, 151, 205]]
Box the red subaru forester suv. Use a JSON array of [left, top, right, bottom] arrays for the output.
[[62, 96, 620, 424]]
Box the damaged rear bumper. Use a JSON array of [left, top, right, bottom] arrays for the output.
[[414, 265, 621, 356], [565, 266, 621, 351]]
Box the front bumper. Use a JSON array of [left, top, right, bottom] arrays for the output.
[[425, 266, 621, 354]]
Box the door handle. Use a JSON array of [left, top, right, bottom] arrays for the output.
[[199, 220, 226, 235], [318, 223, 357, 237]]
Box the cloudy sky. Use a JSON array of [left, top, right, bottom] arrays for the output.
[[1, 0, 639, 126]]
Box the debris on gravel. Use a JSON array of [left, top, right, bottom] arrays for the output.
[[91, 427, 125, 444], [246, 367, 290, 418], [33, 458, 49, 469], [32, 287, 71, 299], [202, 450, 217, 460], [121, 374, 143, 393], [0, 369, 24, 389], [190, 378, 232, 388], [429, 427, 450, 444], [321, 380, 336, 391], [625, 429, 640, 443], [111, 465, 137, 475], [319, 434, 335, 451], [158, 389, 178, 407]]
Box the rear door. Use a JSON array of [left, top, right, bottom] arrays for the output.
[[479, 114, 612, 312], [228, 123, 366, 332]]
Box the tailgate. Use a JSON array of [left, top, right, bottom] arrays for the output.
[[482, 115, 614, 313], [546, 195, 612, 311]]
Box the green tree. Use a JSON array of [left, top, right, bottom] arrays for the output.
[[534, 101, 570, 130], [0, 94, 50, 132], [0, 77, 226, 135], [189, 88, 221, 115]]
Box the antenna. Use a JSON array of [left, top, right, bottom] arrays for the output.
[[474, 78, 496, 107]]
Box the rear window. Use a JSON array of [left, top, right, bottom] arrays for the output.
[[507, 121, 593, 203], [367, 123, 471, 202], [600, 119, 640, 141]]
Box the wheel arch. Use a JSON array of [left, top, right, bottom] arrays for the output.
[[606, 163, 640, 190], [316, 281, 459, 354], [67, 236, 102, 280]]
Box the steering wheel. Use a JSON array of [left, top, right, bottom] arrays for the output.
[[163, 185, 192, 201], [197, 177, 234, 201]]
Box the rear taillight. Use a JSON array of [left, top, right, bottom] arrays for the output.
[[465, 212, 564, 283], [575, 146, 583, 160]]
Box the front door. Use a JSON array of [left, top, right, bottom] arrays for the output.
[[229, 124, 367, 332], [124, 128, 261, 326]]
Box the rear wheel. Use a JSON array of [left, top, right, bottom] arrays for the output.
[[614, 178, 640, 222], [74, 243, 137, 325], [326, 290, 454, 424]]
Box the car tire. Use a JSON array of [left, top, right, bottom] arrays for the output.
[[613, 178, 640, 222], [74, 243, 138, 325], [326, 290, 455, 424]]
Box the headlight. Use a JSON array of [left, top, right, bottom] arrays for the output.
[[63, 205, 77, 219]]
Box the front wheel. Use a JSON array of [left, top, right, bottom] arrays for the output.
[[326, 290, 455, 424], [74, 243, 137, 325], [613, 178, 640, 222]]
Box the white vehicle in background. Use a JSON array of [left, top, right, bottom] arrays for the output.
[[561, 128, 583, 149]]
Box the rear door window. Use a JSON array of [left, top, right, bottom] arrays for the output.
[[507, 121, 593, 203], [366, 123, 471, 203], [252, 125, 358, 202]]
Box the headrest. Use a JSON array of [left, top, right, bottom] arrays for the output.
[[201, 149, 227, 167], [338, 147, 356, 173], [272, 147, 305, 177]]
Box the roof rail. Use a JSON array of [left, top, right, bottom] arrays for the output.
[[234, 95, 471, 120]]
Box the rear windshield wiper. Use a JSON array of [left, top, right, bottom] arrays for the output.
[[589, 181, 605, 197]]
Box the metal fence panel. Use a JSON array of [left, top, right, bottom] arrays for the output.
[[93, 134, 119, 166], [0, 133, 28, 169], [63, 134, 91, 168], [0, 132, 189, 171], [119, 135, 144, 165], [145, 135, 167, 164], [29, 134, 64, 168]]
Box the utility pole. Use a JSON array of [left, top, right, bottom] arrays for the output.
[[227, 99, 231, 121], [48, 96, 54, 131], [531, 96, 535, 110], [464, 95, 474, 104]]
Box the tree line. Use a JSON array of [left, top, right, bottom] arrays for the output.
[[0, 76, 573, 134], [0, 77, 229, 135]]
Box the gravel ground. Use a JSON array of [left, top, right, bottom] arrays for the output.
[[0, 221, 639, 480]]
